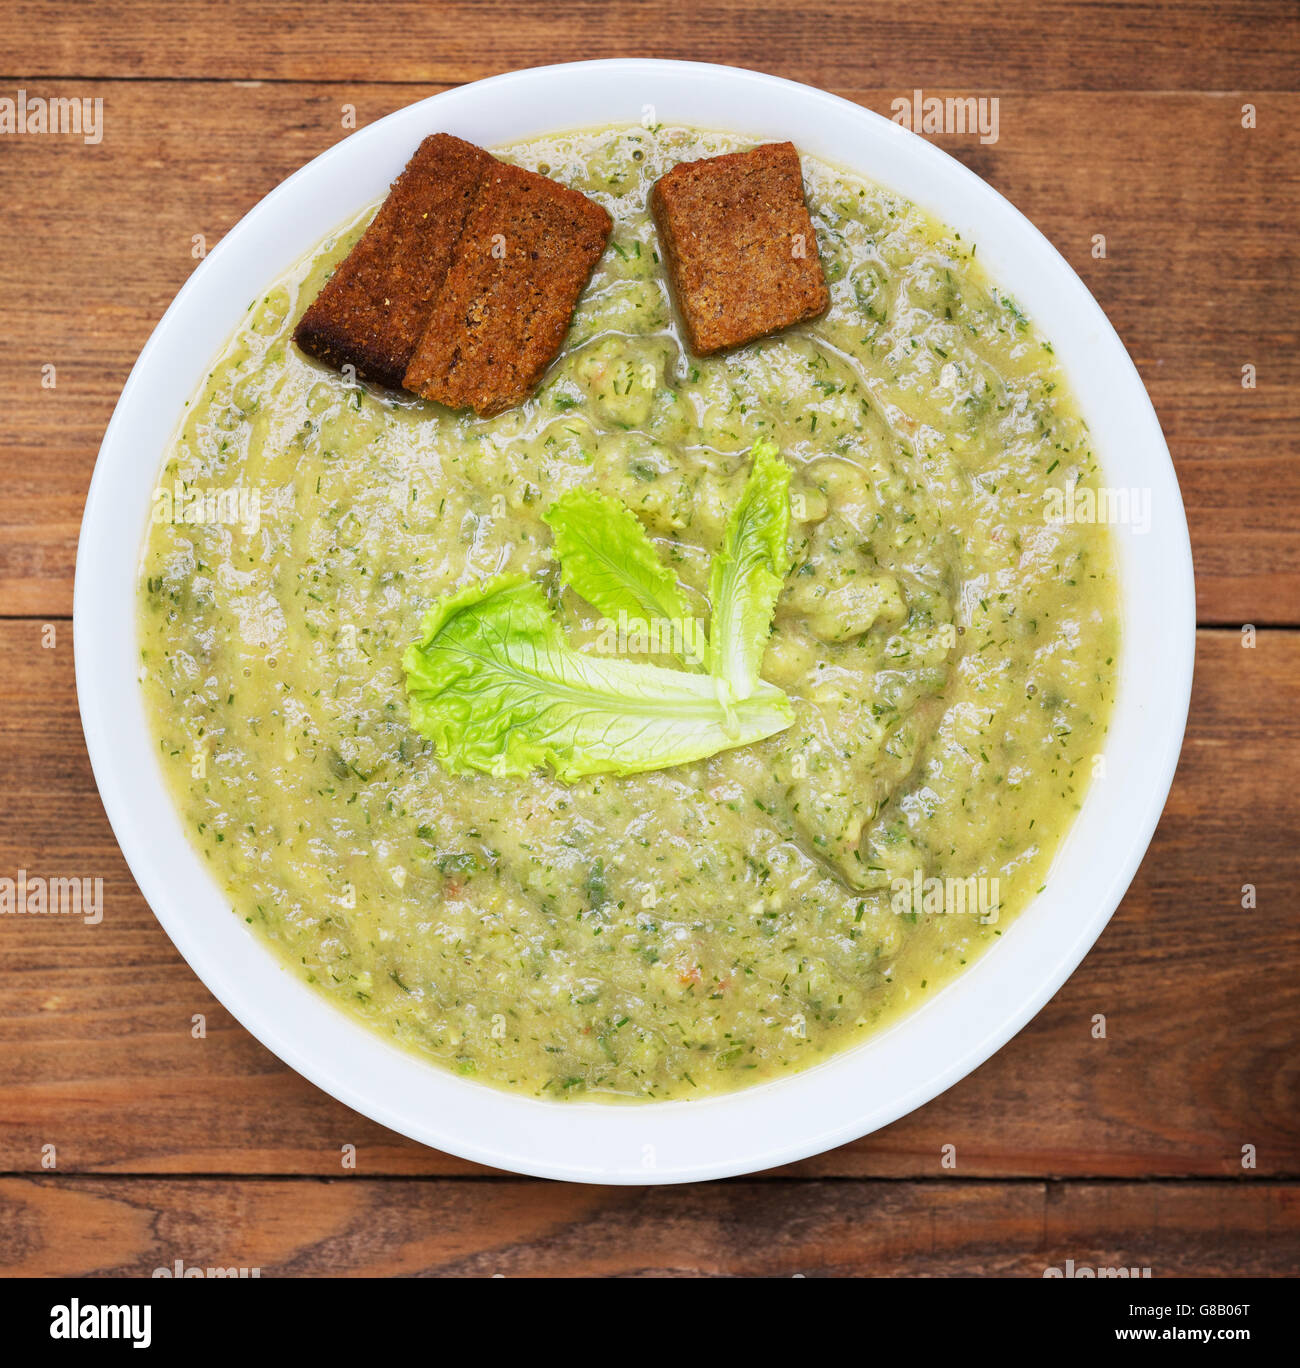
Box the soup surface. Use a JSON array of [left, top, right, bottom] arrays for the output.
[[139, 125, 1119, 1100]]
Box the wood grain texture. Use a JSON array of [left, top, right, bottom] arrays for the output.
[[1, 0, 1296, 1276], [0, 82, 1295, 619], [5, 0, 1299, 90], [1, 1176, 1296, 1277], [1, 624, 1295, 1178]]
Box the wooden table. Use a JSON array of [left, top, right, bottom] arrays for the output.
[[1, 1, 1297, 1277]]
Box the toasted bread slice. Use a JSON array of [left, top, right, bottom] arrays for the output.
[[293, 133, 493, 389], [403, 161, 611, 416], [650, 142, 829, 355]]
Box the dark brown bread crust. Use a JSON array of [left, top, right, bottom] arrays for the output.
[[650, 141, 830, 356], [293, 133, 493, 389], [403, 161, 612, 417]]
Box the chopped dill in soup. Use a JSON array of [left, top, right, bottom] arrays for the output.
[[138, 125, 1118, 1099]]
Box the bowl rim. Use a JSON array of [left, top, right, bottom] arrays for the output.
[[74, 57, 1196, 1184]]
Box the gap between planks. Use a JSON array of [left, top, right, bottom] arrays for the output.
[[3, 75, 1297, 93], [1, 1172, 1295, 1185]]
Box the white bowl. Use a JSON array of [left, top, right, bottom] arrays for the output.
[[75, 59, 1195, 1183]]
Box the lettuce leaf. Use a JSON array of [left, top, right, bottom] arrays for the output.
[[544, 487, 707, 667], [403, 574, 793, 781], [708, 438, 793, 700]]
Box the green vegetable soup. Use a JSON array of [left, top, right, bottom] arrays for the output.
[[138, 125, 1119, 1100]]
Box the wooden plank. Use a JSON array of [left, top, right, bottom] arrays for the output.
[[5, 0, 1299, 90], [1, 624, 1295, 1178], [1, 1176, 1295, 1276], [1, 83, 1294, 619]]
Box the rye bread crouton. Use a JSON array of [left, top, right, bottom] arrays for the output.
[[293, 133, 492, 389], [650, 142, 829, 355], [403, 162, 612, 417]]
